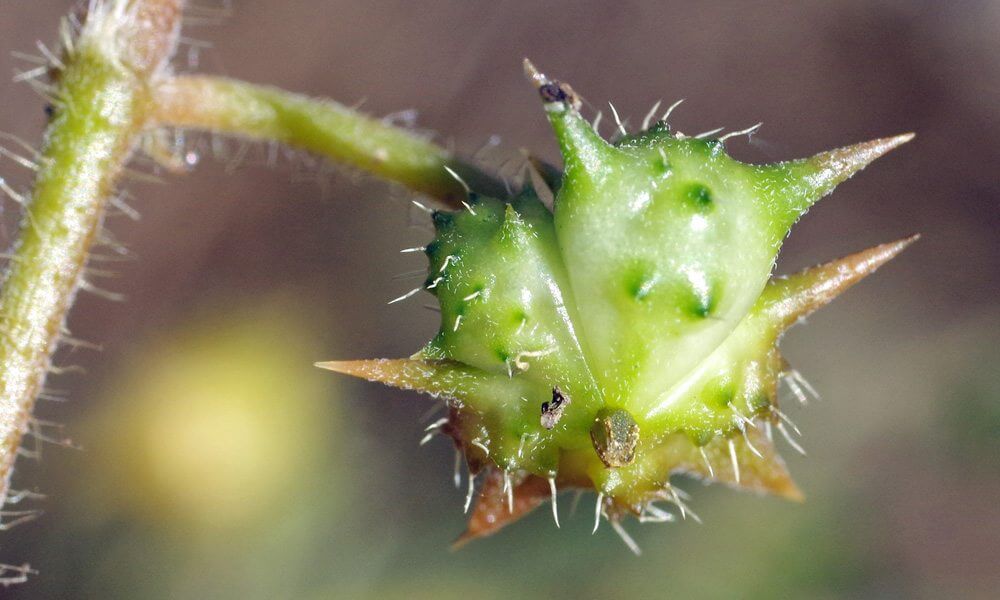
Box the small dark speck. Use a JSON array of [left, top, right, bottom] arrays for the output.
[[539, 82, 568, 104], [541, 387, 570, 430]]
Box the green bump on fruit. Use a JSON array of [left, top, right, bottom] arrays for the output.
[[318, 60, 916, 545]]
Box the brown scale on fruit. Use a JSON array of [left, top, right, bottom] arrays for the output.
[[590, 408, 640, 468]]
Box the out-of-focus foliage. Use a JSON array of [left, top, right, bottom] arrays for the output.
[[83, 297, 347, 532], [28, 297, 369, 598]]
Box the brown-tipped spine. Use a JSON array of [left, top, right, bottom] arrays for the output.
[[762, 235, 919, 330]]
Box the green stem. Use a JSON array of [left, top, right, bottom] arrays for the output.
[[0, 0, 184, 507], [153, 75, 506, 209], [0, 0, 503, 519]]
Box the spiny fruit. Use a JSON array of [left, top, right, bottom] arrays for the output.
[[318, 60, 916, 551]]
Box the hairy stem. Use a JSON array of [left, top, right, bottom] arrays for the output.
[[0, 0, 504, 528], [153, 75, 505, 208], [0, 0, 184, 507]]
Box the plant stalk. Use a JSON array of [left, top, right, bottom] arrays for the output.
[[153, 75, 506, 208], [0, 0, 184, 507], [0, 0, 504, 516]]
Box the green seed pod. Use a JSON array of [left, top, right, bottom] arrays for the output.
[[318, 61, 916, 549]]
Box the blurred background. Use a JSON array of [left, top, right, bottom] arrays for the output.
[[0, 1, 997, 598]]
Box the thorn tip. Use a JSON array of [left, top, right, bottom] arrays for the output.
[[522, 58, 546, 88]]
